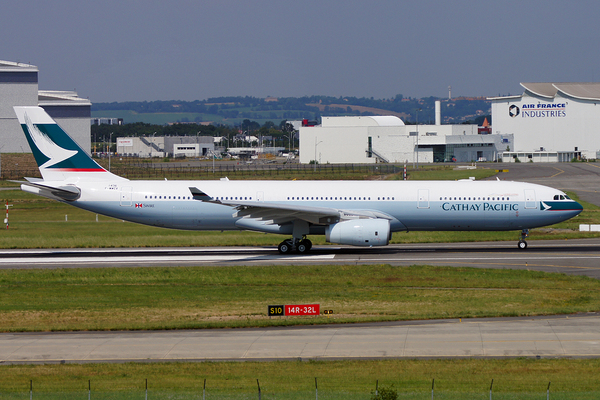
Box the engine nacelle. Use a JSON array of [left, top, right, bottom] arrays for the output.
[[325, 219, 390, 246]]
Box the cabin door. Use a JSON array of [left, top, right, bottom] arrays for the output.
[[524, 189, 536, 209], [120, 186, 132, 206], [417, 189, 429, 209]]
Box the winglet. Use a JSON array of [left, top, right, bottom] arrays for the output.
[[189, 187, 214, 201]]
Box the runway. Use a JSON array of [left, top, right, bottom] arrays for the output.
[[2, 313, 599, 364], [2, 238, 600, 278]]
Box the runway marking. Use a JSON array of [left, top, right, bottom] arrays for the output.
[[550, 167, 565, 178], [0, 254, 336, 264], [373, 255, 600, 263], [436, 261, 600, 270]]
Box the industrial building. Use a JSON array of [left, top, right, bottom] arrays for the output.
[[116, 135, 214, 158], [0, 60, 91, 153], [299, 101, 512, 164], [490, 83, 600, 162]]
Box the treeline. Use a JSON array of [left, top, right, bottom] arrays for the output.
[[91, 120, 294, 143], [93, 95, 491, 125]]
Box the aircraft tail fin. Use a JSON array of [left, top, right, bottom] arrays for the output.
[[13, 106, 124, 182]]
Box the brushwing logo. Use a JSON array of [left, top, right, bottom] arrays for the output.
[[24, 112, 77, 168]]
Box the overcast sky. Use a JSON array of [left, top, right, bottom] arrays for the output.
[[2, 0, 599, 103]]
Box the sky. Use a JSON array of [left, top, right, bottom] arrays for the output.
[[2, 0, 599, 103]]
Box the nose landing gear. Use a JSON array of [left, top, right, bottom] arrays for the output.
[[518, 229, 529, 250]]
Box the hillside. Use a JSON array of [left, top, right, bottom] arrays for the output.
[[92, 95, 491, 126]]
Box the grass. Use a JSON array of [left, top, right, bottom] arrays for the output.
[[1, 359, 600, 398], [1, 264, 599, 332]]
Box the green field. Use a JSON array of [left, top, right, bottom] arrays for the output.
[[1, 359, 600, 399], [1, 264, 599, 332]]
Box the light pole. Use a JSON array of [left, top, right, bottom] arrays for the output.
[[314, 137, 323, 172], [151, 132, 156, 158], [415, 108, 421, 169], [109, 132, 113, 171]]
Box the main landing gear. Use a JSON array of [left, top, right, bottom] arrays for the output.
[[518, 229, 529, 250], [278, 237, 313, 254]]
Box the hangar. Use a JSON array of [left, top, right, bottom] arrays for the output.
[[116, 135, 215, 158], [0, 60, 91, 153], [299, 102, 512, 164], [490, 83, 600, 161]]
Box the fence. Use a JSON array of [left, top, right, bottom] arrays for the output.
[[0, 161, 405, 181], [4, 378, 599, 400]]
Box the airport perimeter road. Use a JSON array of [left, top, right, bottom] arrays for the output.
[[2, 313, 599, 364], [1, 239, 600, 278]]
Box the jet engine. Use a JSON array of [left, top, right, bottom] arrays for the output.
[[325, 219, 390, 246]]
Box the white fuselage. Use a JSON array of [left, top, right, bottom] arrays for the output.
[[60, 178, 580, 235]]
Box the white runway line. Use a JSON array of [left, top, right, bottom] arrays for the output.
[[0, 254, 336, 264]]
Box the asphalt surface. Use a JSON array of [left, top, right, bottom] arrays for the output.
[[1, 239, 600, 278], [3, 313, 599, 364], [482, 162, 600, 206]]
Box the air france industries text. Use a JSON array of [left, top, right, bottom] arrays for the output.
[[520, 103, 566, 118]]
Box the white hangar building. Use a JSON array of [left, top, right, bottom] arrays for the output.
[[299, 105, 512, 164], [490, 83, 600, 161], [0, 60, 91, 154], [117, 135, 215, 158]]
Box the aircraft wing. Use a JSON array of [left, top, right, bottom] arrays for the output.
[[189, 187, 391, 225]]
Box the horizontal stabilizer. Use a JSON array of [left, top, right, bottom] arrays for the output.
[[18, 180, 81, 201]]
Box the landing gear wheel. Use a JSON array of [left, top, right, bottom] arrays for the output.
[[300, 238, 312, 251], [297, 242, 308, 253], [278, 240, 293, 254], [296, 238, 312, 254], [518, 240, 528, 250]]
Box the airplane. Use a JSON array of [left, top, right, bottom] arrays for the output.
[[13, 106, 583, 253]]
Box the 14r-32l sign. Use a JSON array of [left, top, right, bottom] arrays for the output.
[[268, 304, 320, 316]]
